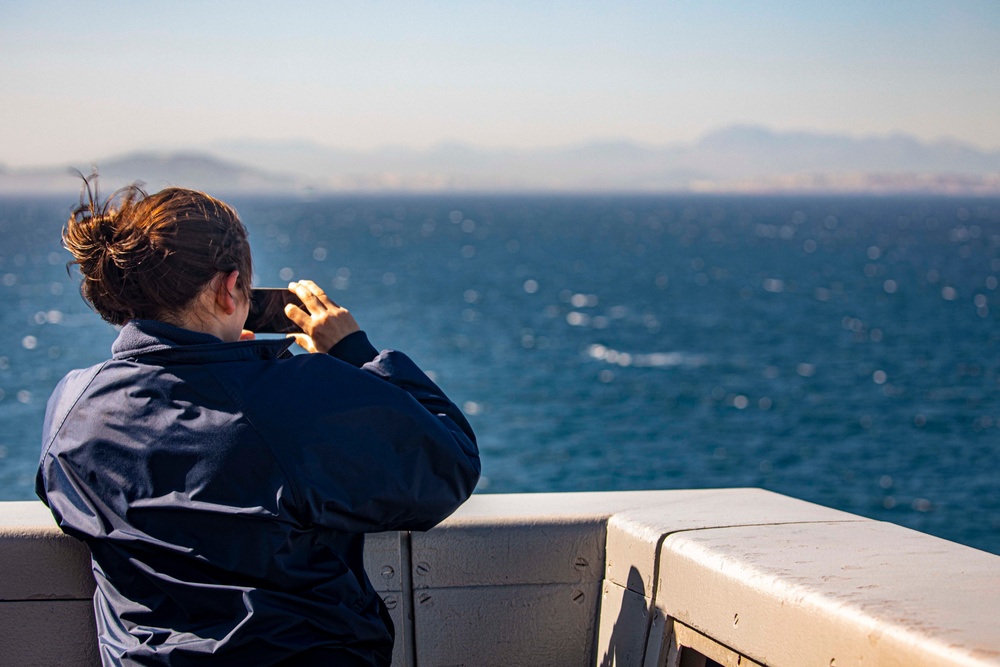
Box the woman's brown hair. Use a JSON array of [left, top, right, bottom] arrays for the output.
[[63, 175, 252, 326]]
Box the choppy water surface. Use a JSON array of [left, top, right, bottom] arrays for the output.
[[2, 194, 998, 554]]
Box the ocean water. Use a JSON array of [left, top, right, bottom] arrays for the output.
[[2, 194, 999, 555]]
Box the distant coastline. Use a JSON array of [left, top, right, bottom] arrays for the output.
[[3, 125, 999, 196]]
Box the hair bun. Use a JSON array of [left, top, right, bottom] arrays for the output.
[[63, 175, 149, 323], [61, 174, 251, 326]]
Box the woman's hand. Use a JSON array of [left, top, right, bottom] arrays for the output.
[[284, 280, 360, 353]]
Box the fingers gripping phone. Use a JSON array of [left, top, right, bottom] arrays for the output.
[[245, 288, 306, 334]]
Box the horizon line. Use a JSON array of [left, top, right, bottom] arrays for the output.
[[6, 124, 1000, 172]]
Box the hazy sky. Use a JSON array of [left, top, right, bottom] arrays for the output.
[[2, 0, 999, 167]]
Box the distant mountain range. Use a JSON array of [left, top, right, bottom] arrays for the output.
[[3, 126, 999, 196]]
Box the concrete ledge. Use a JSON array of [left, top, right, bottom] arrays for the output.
[[657, 521, 1000, 667], [414, 582, 600, 666], [410, 504, 609, 666], [0, 600, 100, 666], [602, 488, 863, 597], [3, 490, 999, 667], [0, 501, 93, 601], [410, 516, 606, 588]]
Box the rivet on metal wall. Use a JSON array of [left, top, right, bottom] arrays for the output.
[[415, 562, 430, 576], [381, 565, 395, 579], [572, 590, 585, 604], [574, 557, 589, 570], [383, 595, 398, 610]]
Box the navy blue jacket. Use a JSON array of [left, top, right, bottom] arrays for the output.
[[36, 320, 480, 666]]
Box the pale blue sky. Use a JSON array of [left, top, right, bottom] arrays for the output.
[[2, 0, 998, 167]]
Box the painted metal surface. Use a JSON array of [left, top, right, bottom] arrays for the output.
[[658, 521, 1000, 667], [2, 491, 999, 667]]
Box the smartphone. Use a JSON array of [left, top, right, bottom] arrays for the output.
[[245, 288, 306, 334]]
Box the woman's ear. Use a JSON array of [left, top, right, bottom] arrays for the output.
[[215, 271, 241, 315]]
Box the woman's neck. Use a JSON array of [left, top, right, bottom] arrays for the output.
[[161, 277, 247, 342]]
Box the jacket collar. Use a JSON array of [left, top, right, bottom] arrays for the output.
[[111, 319, 293, 363]]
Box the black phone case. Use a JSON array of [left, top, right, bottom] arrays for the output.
[[245, 289, 305, 334]]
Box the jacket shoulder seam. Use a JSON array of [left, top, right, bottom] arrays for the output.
[[40, 361, 111, 463]]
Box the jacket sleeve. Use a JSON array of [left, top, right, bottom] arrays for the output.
[[329, 331, 477, 449], [278, 333, 481, 533], [364, 357, 478, 457]]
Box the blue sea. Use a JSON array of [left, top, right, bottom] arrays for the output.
[[2, 194, 999, 555]]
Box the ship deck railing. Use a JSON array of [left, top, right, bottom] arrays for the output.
[[2, 489, 998, 666]]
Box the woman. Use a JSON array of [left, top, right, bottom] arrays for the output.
[[36, 181, 480, 666]]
